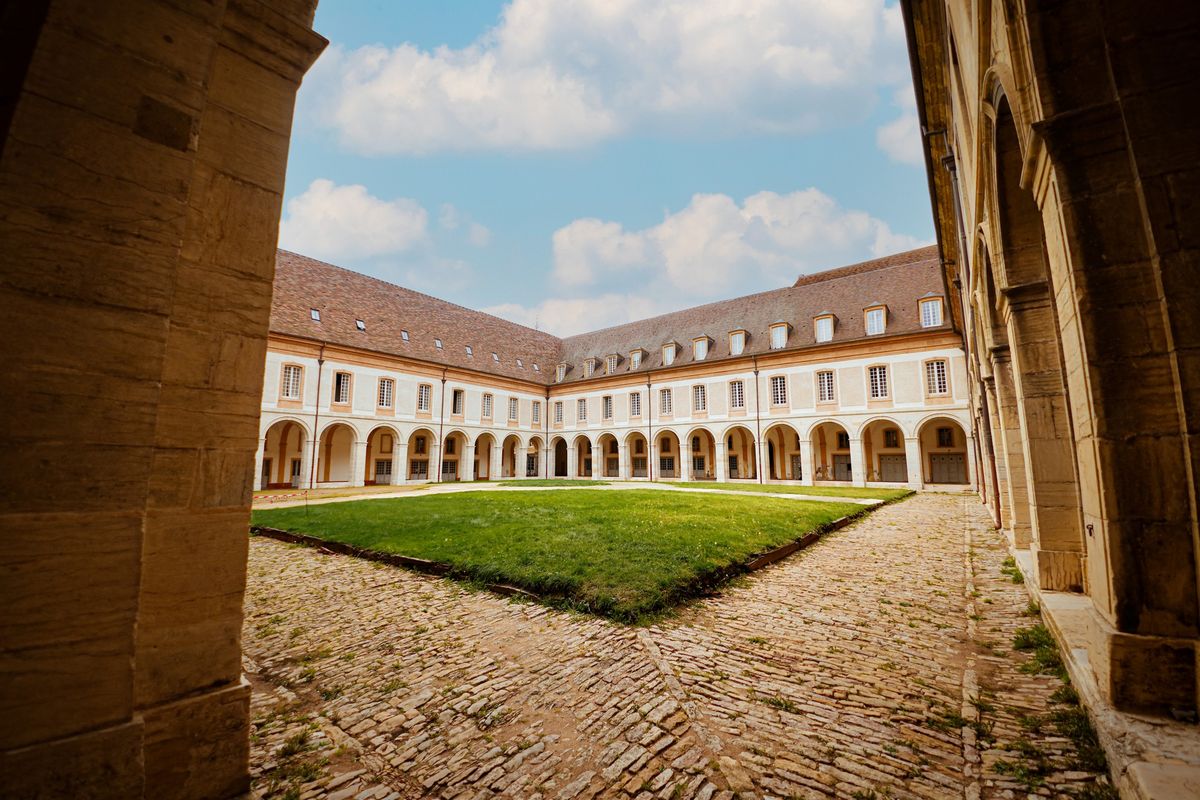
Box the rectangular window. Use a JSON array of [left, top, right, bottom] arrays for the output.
[[729, 380, 745, 409], [378, 378, 394, 408], [414, 435, 427, 455], [584, 360, 595, 378], [577, 398, 587, 421], [281, 365, 302, 399], [602, 395, 613, 419], [937, 426, 955, 447], [401, 330, 410, 342], [866, 307, 886, 336], [554, 401, 563, 423], [659, 456, 675, 476], [532, 401, 541, 424], [729, 331, 745, 356], [333, 372, 351, 404], [607, 355, 618, 373], [465, 345, 473, 356], [693, 384, 707, 412], [921, 298, 943, 328], [435, 338, 443, 349], [815, 316, 833, 343], [482, 393, 493, 418], [884, 428, 900, 448], [660, 388, 673, 415], [630, 392, 642, 417], [452, 389, 464, 415], [508, 397, 519, 420], [630, 351, 642, 369], [869, 365, 889, 399], [417, 383, 432, 412], [445, 438, 456, 455], [694, 339, 708, 360], [556, 364, 566, 382], [770, 324, 787, 349], [770, 375, 787, 406], [663, 343, 676, 366], [925, 359, 949, 395], [817, 370, 835, 402], [837, 431, 850, 449]]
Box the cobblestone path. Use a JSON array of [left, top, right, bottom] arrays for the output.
[[245, 493, 1113, 800]]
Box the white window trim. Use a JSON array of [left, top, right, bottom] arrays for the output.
[[577, 398, 588, 421], [554, 401, 563, 423], [417, 383, 432, 412], [602, 395, 613, 419], [770, 324, 788, 349], [693, 338, 708, 361], [729, 330, 746, 356], [333, 372, 352, 405], [865, 306, 887, 336], [693, 384, 707, 412], [660, 388, 673, 415], [770, 375, 787, 406], [532, 401, 541, 424], [662, 343, 676, 366], [817, 370, 836, 403], [281, 364, 303, 400], [729, 380, 745, 409], [378, 378, 394, 408], [920, 297, 944, 328], [630, 392, 642, 417], [814, 315, 834, 343], [868, 365, 890, 399], [925, 359, 950, 396]]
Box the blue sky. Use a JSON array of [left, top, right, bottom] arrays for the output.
[[281, 0, 934, 335]]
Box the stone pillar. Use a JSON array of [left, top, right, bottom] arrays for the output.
[[756, 439, 768, 483], [491, 444, 502, 481], [991, 352, 1033, 548], [1003, 288, 1084, 591], [349, 440, 368, 487], [253, 438, 267, 491], [298, 441, 314, 490], [798, 439, 814, 486], [462, 444, 476, 482], [394, 443, 409, 485], [850, 437, 866, 487], [904, 437, 923, 489], [618, 444, 630, 480], [983, 377, 1014, 530], [566, 446, 577, 478], [965, 431, 979, 490], [714, 441, 727, 482], [649, 441, 659, 480]]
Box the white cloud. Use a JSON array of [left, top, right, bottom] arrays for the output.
[[876, 86, 924, 166], [303, 0, 911, 154], [486, 188, 929, 335], [467, 222, 492, 247], [278, 179, 428, 260]]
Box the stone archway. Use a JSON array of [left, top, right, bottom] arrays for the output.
[[810, 420, 851, 482], [860, 419, 907, 484], [684, 428, 717, 480], [573, 434, 594, 478], [552, 437, 569, 477], [918, 417, 970, 485], [317, 423, 356, 484], [262, 419, 308, 489], [625, 432, 650, 478], [723, 425, 757, 480], [364, 425, 401, 485], [763, 422, 802, 481], [656, 430, 682, 479], [596, 433, 620, 478], [474, 432, 496, 481]]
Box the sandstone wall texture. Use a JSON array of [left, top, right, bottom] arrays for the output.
[[0, 1, 323, 797]]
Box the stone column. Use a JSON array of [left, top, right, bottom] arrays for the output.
[[714, 441, 727, 482], [850, 437, 866, 487], [965, 431, 979, 490], [349, 440, 368, 487], [394, 443, 409, 485], [798, 439, 814, 486], [756, 439, 768, 482], [298, 441, 314, 489], [253, 438, 267, 490], [649, 441, 659, 480], [618, 444, 630, 480], [566, 446, 577, 478], [991, 352, 1033, 548], [462, 443, 476, 482], [983, 377, 1014, 529], [904, 437, 923, 489], [491, 444, 502, 480]]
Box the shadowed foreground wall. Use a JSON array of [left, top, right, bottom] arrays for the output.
[[0, 1, 323, 797]]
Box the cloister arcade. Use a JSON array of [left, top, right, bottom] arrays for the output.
[[258, 414, 972, 491]]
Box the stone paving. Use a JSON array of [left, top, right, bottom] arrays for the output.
[[244, 493, 1115, 799]]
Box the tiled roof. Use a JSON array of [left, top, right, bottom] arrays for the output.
[[270, 250, 561, 382], [269, 245, 947, 386]]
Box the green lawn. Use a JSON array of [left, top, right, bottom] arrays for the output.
[[496, 478, 611, 487], [673, 482, 913, 501], [252, 489, 862, 621]]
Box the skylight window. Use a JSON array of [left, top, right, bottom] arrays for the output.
[[435, 338, 443, 349], [533, 364, 540, 372], [466, 345, 473, 356], [310, 308, 320, 322], [517, 358, 524, 367], [492, 352, 499, 362], [401, 330, 409, 342], [355, 319, 365, 331]]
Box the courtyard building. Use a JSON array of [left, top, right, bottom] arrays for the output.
[[258, 247, 976, 493]]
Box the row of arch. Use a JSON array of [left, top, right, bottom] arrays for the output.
[[258, 415, 971, 489]]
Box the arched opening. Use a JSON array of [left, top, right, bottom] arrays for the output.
[[811, 421, 851, 482], [317, 423, 355, 484], [860, 419, 907, 483], [723, 425, 757, 480], [526, 436, 543, 478], [686, 428, 716, 480], [440, 430, 469, 482], [573, 434, 593, 477], [552, 437, 568, 477], [596, 433, 620, 477], [918, 417, 970, 485], [501, 434, 521, 478], [656, 430, 681, 479], [625, 431, 650, 478], [407, 428, 436, 481], [262, 420, 307, 489], [364, 425, 400, 485], [763, 423, 802, 481], [474, 432, 496, 480]]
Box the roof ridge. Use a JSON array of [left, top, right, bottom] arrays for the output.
[[792, 245, 939, 287]]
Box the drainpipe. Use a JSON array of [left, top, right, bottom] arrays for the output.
[[307, 342, 326, 490], [646, 372, 654, 482], [436, 368, 447, 483], [752, 357, 764, 484]]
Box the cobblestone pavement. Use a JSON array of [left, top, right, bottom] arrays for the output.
[[245, 493, 1114, 799]]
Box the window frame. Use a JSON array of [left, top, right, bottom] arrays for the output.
[[729, 379, 745, 410], [630, 391, 642, 417], [868, 364, 890, 400], [728, 329, 746, 356], [577, 398, 588, 421], [332, 371, 353, 406], [602, 395, 613, 420], [692, 337, 708, 361], [769, 374, 788, 406], [556, 363, 567, 382], [532, 400, 541, 424], [584, 359, 596, 378], [377, 377, 394, 410], [606, 354, 619, 374], [816, 370, 836, 403], [416, 383, 432, 413], [814, 315, 834, 343], [693, 384, 707, 412], [920, 297, 944, 328], [924, 358, 950, 396], [659, 387, 673, 415], [864, 305, 887, 336], [554, 401, 563, 424], [481, 392, 493, 419], [769, 323, 789, 350], [508, 396, 519, 421], [451, 388, 465, 416], [662, 342, 676, 366], [279, 363, 304, 402], [629, 350, 643, 370]]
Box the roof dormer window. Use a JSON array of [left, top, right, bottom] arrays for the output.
[[729, 329, 746, 356], [693, 337, 709, 361], [814, 314, 834, 343], [629, 349, 643, 370], [583, 358, 596, 378], [769, 322, 788, 349], [865, 305, 887, 336], [556, 363, 567, 382], [662, 342, 676, 366], [606, 354, 619, 374], [920, 296, 944, 328], [310, 308, 321, 322], [355, 319, 366, 331]]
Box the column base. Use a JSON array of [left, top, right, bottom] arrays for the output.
[[1033, 544, 1084, 592]]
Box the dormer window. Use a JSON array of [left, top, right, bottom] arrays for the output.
[[814, 314, 834, 343], [583, 358, 597, 378], [310, 308, 321, 322], [629, 349, 643, 370], [606, 354, 619, 374], [729, 330, 746, 356], [920, 296, 944, 327], [693, 337, 709, 361], [355, 319, 366, 331], [865, 305, 887, 336], [662, 342, 676, 366], [465, 345, 473, 356], [556, 363, 567, 382], [769, 323, 788, 349]]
